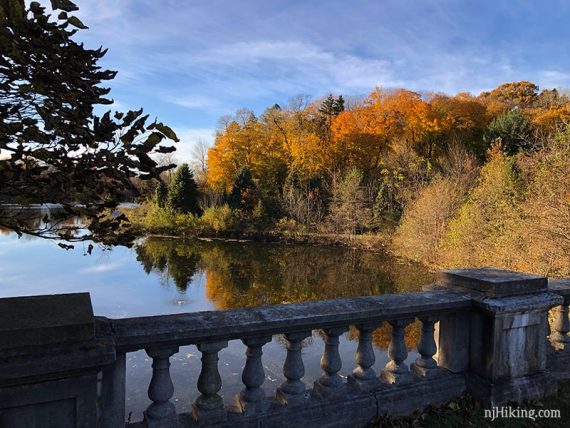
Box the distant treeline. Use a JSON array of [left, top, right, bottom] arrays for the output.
[[135, 81, 570, 276]]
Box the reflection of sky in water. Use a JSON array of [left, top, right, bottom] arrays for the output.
[[0, 232, 424, 421]]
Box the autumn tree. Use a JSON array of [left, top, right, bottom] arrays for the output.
[[327, 168, 371, 234], [393, 177, 464, 264], [487, 81, 539, 108], [439, 145, 525, 267], [0, 0, 177, 244]]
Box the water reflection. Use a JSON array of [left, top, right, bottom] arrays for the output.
[[134, 238, 433, 310]]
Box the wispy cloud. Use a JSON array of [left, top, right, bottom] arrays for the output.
[[82, 263, 123, 274], [170, 127, 215, 164], [61, 0, 570, 131]]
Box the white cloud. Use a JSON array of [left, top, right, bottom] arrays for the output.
[[537, 70, 570, 89], [170, 128, 215, 165], [82, 262, 123, 274]]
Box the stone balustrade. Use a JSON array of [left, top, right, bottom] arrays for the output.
[[1, 268, 570, 428]]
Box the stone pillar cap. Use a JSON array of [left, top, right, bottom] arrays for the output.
[[0, 293, 94, 351], [438, 267, 547, 298]]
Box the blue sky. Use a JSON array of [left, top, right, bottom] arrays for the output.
[[70, 0, 570, 162]]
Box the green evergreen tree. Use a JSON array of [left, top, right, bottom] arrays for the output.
[[167, 164, 201, 215], [335, 95, 345, 114], [228, 167, 257, 211], [483, 109, 531, 154], [318, 94, 345, 116], [155, 181, 168, 208]]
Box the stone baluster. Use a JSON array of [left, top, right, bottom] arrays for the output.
[[313, 326, 347, 398], [551, 304, 570, 351], [381, 318, 414, 384], [276, 331, 311, 404], [348, 323, 380, 391], [144, 346, 179, 428], [411, 316, 439, 377], [192, 340, 228, 423], [236, 336, 272, 414]]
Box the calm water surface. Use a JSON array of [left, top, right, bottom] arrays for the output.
[[0, 221, 433, 421]]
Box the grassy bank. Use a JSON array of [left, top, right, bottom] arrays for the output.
[[124, 203, 392, 252]]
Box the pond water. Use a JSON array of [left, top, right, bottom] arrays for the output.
[[0, 218, 433, 422]]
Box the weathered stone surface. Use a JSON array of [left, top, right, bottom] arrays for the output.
[[467, 371, 557, 406], [473, 292, 562, 314], [381, 319, 415, 385], [0, 374, 98, 428], [434, 311, 471, 373], [0, 296, 114, 428], [437, 268, 563, 406], [100, 352, 127, 428], [0, 317, 115, 387], [438, 267, 547, 297], [144, 347, 180, 427], [549, 278, 570, 304], [0, 293, 94, 350], [128, 371, 466, 428], [112, 290, 472, 352]]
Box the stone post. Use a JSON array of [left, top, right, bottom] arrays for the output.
[[438, 267, 563, 406], [100, 352, 126, 428], [0, 293, 115, 428]]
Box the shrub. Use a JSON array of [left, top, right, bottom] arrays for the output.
[[393, 177, 464, 264], [201, 204, 234, 233], [141, 204, 177, 235]]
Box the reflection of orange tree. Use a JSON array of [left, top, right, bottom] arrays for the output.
[[135, 238, 433, 322], [200, 241, 433, 311], [347, 321, 421, 352]]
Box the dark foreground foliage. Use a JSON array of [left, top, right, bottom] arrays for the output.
[[0, 0, 177, 245]]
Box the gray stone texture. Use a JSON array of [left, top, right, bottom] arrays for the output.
[[0, 294, 115, 428]]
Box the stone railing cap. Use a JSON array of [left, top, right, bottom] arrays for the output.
[[438, 267, 547, 298], [0, 293, 94, 351]]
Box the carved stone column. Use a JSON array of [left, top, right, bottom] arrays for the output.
[[381, 318, 414, 385], [313, 326, 347, 398], [144, 346, 179, 427], [411, 316, 439, 377], [235, 336, 272, 414], [276, 331, 311, 404], [348, 323, 380, 391], [192, 341, 228, 424]]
